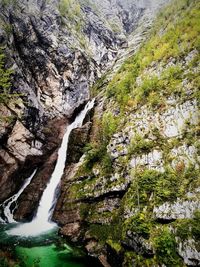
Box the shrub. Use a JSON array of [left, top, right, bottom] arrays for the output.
[[128, 213, 151, 239], [101, 112, 119, 143], [129, 167, 188, 206], [128, 134, 154, 155], [154, 227, 181, 266]]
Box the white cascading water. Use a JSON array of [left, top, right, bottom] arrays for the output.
[[0, 169, 37, 223], [7, 99, 95, 237]]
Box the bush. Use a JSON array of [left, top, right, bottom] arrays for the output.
[[154, 227, 181, 266], [128, 134, 154, 155], [176, 210, 200, 241], [129, 167, 186, 206], [128, 213, 151, 239]]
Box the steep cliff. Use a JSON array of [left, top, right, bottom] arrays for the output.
[[54, 0, 200, 266], [1, 0, 199, 266], [0, 0, 164, 210]]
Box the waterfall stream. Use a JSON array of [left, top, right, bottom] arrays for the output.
[[5, 99, 95, 237], [0, 169, 37, 223]]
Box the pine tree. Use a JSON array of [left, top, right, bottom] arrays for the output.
[[0, 47, 13, 105]]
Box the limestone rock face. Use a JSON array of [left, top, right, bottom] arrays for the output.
[[59, 222, 81, 242], [7, 120, 43, 162], [153, 197, 200, 220], [177, 239, 200, 266], [53, 38, 200, 267], [0, 0, 164, 203]]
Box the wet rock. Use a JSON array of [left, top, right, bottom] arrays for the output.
[[67, 122, 92, 164], [13, 150, 59, 220], [0, 149, 18, 202], [99, 254, 113, 267], [53, 203, 82, 226], [60, 222, 81, 241]]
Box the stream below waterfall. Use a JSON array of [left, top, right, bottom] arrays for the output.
[[0, 100, 101, 267]]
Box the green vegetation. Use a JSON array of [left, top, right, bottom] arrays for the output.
[[125, 212, 151, 239], [153, 227, 181, 266], [0, 48, 22, 122], [126, 165, 199, 208], [176, 210, 200, 241], [82, 111, 119, 174], [88, 223, 122, 245], [106, 55, 140, 108], [68, 1, 200, 266], [59, 0, 81, 18], [106, 239, 122, 253], [91, 74, 108, 97], [0, 48, 13, 105], [83, 143, 112, 174], [58, 0, 86, 47], [128, 134, 154, 155], [1, 0, 17, 7], [106, 0, 200, 109]]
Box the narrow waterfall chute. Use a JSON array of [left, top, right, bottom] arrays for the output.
[[0, 169, 37, 223], [7, 99, 95, 237]]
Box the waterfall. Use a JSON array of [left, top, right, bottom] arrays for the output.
[[0, 169, 37, 223], [7, 99, 95, 237]]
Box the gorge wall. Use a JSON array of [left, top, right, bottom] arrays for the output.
[[0, 0, 165, 219], [0, 0, 199, 266], [54, 0, 200, 266]]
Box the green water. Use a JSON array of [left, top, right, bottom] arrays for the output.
[[0, 223, 101, 267], [15, 244, 85, 267]]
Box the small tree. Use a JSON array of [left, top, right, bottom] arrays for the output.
[[0, 47, 13, 105]]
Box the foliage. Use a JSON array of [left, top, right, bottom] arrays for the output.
[[176, 210, 200, 241], [134, 75, 160, 103], [59, 0, 81, 18], [101, 112, 119, 143], [83, 112, 118, 173], [0, 258, 9, 267], [1, 0, 17, 7], [0, 48, 12, 105], [126, 212, 151, 239], [106, 239, 122, 253], [91, 74, 108, 97], [153, 227, 181, 266], [128, 134, 154, 155], [58, 0, 85, 48], [127, 165, 198, 208], [88, 223, 122, 244], [105, 0, 200, 109]]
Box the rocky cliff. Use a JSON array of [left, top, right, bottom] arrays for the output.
[[0, 0, 164, 209], [53, 0, 200, 266], [0, 0, 167, 221], [1, 0, 199, 266]]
